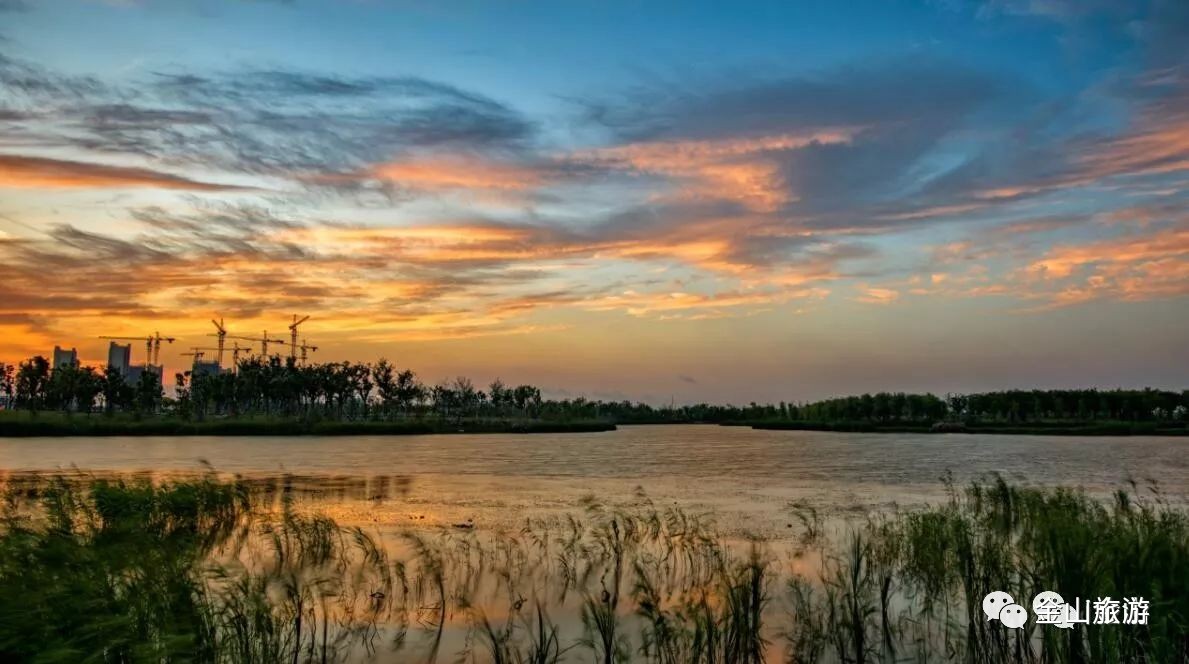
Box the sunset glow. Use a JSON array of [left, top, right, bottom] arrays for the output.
[[1, 0, 1187, 402]]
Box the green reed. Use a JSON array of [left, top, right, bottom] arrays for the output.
[[0, 473, 1185, 663], [784, 475, 1189, 663]]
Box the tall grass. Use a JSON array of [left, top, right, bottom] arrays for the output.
[[784, 476, 1189, 663], [0, 473, 1185, 662]]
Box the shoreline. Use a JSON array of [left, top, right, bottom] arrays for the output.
[[734, 420, 1189, 436], [3, 415, 1185, 437], [0, 416, 616, 437]]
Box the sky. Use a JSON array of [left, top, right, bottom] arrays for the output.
[[0, 0, 1187, 404]]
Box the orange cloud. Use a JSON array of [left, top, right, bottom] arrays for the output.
[[309, 129, 856, 212], [0, 207, 858, 371], [276, 223, 595, 265], [280, 218, 812, 277], [909, 207, 1189, 309], [574, 130, 857, 212], [607, 238, 736, 270], [0, 154, 248, 191], [1076, 98, 1189, 182], [581, 287, 826, 318], [954, 91, 1189, 207], [368, 156, 545, 192], [853, 286, 900, 304], [1027, 226, 1189, 280]]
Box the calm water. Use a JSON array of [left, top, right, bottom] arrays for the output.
[[1, 424, 1186, 536]]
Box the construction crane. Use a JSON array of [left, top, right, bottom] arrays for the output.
[[180, 346, 226, 375], [295, 338, 318, 365], [210, 318, 227, 366], [187, 346, 223, 361], [227, 332, 286, 357], [179, 350, 205, 363], [288, 315, 309, 361], [98, 332, 175, 367], [206, 342, 252, 372], [228, 342, 251, 371]]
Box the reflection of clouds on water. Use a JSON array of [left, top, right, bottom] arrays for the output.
[[1, 425, 1185, 538], [0, 468, 414, 505]]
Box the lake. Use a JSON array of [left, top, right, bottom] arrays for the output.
[[3, 424, 1188, 663], [2, 424, 1185, 537]]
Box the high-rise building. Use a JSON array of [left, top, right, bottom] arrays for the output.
[[107, 342, 132, 376], [52, 346, 78, 369]]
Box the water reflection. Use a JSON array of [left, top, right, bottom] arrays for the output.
[[1, 426, 1185, 539], [2, 446, 1186, 663]]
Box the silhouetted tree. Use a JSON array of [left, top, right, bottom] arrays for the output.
[[488, 378, 509, 416], [0, 362, 13, 409], [100, 366, 131, 414], [431, 383, 457, 421], [134, 370, 163, 414], [372, 359, 396, 418], [15, 356, 50, 413], [45, 364, 101, 413], [394, 369, 422, 415], [452, 377, 478, 420], [4, 350, 1181, 430]]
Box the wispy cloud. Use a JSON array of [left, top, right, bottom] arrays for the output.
[[854, 286, 900, 305], [0, 52, 536, 178], [0, 154, 250, 190], [906, 203, 1189, 308], [571, 130, 859, 212]]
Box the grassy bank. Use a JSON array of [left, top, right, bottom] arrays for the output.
[[738, 419, 1189, 436], [0, 412, 615, 437], [0, 474, 1185, 662]]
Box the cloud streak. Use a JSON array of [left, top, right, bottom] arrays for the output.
[[0, 51, 537, 178], [0, 153, 250, 190]]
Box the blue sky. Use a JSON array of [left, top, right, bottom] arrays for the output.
[[0, 0, 1186, 402]]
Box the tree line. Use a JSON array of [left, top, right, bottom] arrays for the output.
[[772, 389, 1189, 423], [0, 355, 550, 423], [2, 353, 1186, 424], [0, 358, 164, 415], [173, 357, 548, 423]]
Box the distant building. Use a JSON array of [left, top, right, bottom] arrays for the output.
[[126, 364, 163, 384], [52, 346, 78, 369], [192, 360, 222, 378], [107, 342, 132, 376]]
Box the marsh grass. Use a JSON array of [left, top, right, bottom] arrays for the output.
[[0, 473, 1185, 663], [783, 476, 1189, 663]]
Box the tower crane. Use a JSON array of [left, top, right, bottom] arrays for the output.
[[179, 350, 206, 364], [98, 332, 175, 367], [208, 342, 252, 373], [181, 346, 225, 374], [187, 346, 223, 361], [226, 332, 286, 357], [288, 315, 309, 361], [210, 318, 227, 366], [296, 338, 319, 365], [229, 342, 251, 368]]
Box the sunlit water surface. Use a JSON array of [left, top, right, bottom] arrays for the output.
[[3, 425, 1187, 662], [1, 425, 1185, 537]]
